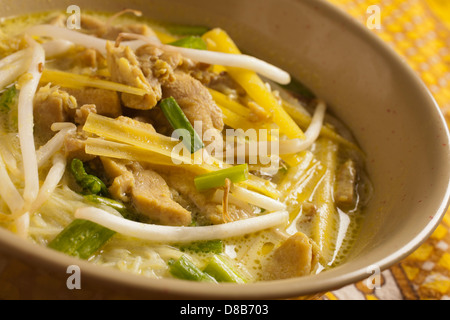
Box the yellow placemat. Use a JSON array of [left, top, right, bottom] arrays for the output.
[[322, 0, 450, 300]]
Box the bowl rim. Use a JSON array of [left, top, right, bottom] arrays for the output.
[[1, 0, 450, 299]]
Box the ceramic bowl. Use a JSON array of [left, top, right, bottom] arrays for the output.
[[0, 0, 449, 299]]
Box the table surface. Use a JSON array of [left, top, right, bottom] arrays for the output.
[[321, 0, 450, 300]]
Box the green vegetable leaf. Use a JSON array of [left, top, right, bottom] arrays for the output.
[[48, 219, 115, 260]]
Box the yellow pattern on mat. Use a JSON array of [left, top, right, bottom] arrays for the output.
[[324, 0, 450, 300]]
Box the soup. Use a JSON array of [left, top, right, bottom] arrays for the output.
[[0, 9, 372, 283]]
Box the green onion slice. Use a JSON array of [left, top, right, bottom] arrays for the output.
[[159, 97, 204, 153], [194, 164, 249, 191], [169, 36, 207, 50]]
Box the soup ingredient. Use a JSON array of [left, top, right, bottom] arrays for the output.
[[169, 36, 207, 50], [194, 164, 249, 191], [70, 158, 109, 196], [179, 240, 224, 254], [278, 99, 327, 155], [74, 206, 289, 242], [0, 10, 372, 283], [263, 232, 320, 280], [159, 96, 204, 153], [48, 218, 116, 259], [0, 85, 18, 112], [161, 70, 224, 137], [202, 28, 303, 139], [40, 69, 150, 97], [18, 36, 45, 205], [335, 159, 357, 208], [168, 255, 217, 283], [84, 194, 133, 217], [164, 24, 209, 36], [203, 255, 247, 283]]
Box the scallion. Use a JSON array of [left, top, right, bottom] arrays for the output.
[[159, 97, 204, 153], [194, 164, 249, 191], [48, 219, 115, 259], [203, 255, 247, 283], [169, 36, 207, 50], [164, 24, 210, 36], [168, 255, 217, 283]]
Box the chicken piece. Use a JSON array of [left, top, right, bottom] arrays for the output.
[[135, 44, 182, 85], [63, 130, 96, 162], [335, 159, 357, 208], [106, 42, 161, 110], [33, 84, 77, 141], [116, 115, 157, 133], [262, 232, 320, 280], [162, 71, 224, 137], [75, 48, 106, 69], [74, 104, 97, 125], [100, 157, 191, 226], [131, 168, 192, 226], [64, 87, 122, 118], [157, 167, 252, 225]]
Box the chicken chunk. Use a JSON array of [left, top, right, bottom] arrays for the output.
[[262, 232, 320, 280], [33, 84, 77, 141], [63, 130, 96, 162], [100, 157, 191, 226], [162, 71, 224, 137]]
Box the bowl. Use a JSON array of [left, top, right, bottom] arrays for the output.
[[0, 0, 449, 300]]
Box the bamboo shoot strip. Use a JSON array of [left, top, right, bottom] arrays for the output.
[[202, 28, 305, 140], [310, 138, 339, 264], [85, 138, 182, 167], [281, 100, 361, 151], [83, 113, 191, 164], [84, 136, 280, 199]]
